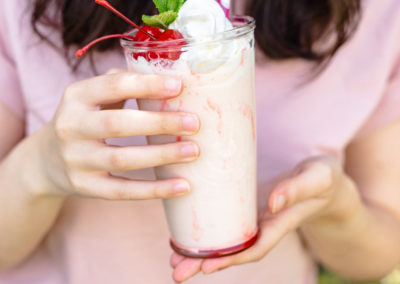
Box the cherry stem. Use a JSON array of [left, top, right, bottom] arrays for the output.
[[95, 0, 156, 40], [75, 34, 135, 58]]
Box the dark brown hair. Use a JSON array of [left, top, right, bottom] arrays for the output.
[[31, 0, 153, 55], [248, 0, 361, 63], [31, 0, 361, 64]]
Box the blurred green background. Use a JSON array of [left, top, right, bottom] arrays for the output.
[[318, 267, 400, 284]]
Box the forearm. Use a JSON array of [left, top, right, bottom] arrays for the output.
[[300, 177, 400, 281], [0, 128, 64, 271]]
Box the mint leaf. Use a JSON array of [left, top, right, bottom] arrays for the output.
[[167, 0, 185, 12], [153, 0, 185, 13], [142, 11, 178, 29], [145, 0, 185, 28], [153, 0, 168, 13]]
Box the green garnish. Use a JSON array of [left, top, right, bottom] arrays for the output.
[[142, 0, 186, 29], [154, 0, 185, 13], [142, 11, 178, 29]]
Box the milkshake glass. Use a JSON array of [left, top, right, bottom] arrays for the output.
[[121, 16, 258, 258]]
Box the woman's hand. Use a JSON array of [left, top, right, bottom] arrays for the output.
[[37, 70, 200, 200], [170, 156, 361, 282]]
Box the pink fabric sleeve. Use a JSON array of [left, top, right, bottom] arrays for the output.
[[356, 55, 400, 138], [0, 6, 25, 118]]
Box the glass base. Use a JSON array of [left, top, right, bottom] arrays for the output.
[[170, 230, 259, 259]]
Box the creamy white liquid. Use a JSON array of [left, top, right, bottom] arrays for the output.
[[125, 33, 258, 251]]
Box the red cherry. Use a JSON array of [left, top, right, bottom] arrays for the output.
[[158, 29, 184, 41], [156, 30, 185, 60], [133, 29, 185, 62], [134, 25, 163, 41], [133, 25, 164, 60]]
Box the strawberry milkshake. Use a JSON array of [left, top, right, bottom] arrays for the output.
[[77, 0, 258, 258]]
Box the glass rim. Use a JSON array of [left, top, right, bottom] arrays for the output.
[[120, 15, 255, 51]]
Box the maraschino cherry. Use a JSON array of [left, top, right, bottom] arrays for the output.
[[133, 29, 185, 61], [75, 0, 185, 62], [134, 25, 163, 42]]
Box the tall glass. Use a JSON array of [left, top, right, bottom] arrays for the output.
[[121, 16, 258, 258]]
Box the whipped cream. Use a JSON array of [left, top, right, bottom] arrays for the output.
[[169, 0, 232, 38], [168, 0, 240, 73], [220, 0, 231, 9]]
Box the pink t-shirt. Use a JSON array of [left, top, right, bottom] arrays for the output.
[[1, 0, 400, 283]]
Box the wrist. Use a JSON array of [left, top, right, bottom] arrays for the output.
[[7, 125, 65, 201]]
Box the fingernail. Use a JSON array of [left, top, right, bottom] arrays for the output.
[[273, 195, 286, 213], [181, 143, 199, 158], [165, 78, 182, 93], [173, 181, 191, 195], [182, 115, 199, 132]]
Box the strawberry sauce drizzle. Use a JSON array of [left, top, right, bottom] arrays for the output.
[[240, 104, 256, 142], [207, 98, 223, 135]]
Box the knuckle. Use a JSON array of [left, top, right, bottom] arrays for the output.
[[143, 74, 160, 93], [152, 182, 170, 198], [111, 186, 132, 200], [62, 146, 78, 166], [106, 68, 123, 75], [63, 83, 80, 101], [118, 72, 140, 88], [313, 162, 334, 189], [159, 147, 175, 163], [159, 114, 180, 134], [54, 118, 73, 140], [154, 114, 169, 133], [103, 73, 130, 95], [107, 151, 127, 170], [106, 80, 120, 96], [102, 114, 122, 135], [68, 172, 87, 194], [122, 72, 140, 81]]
